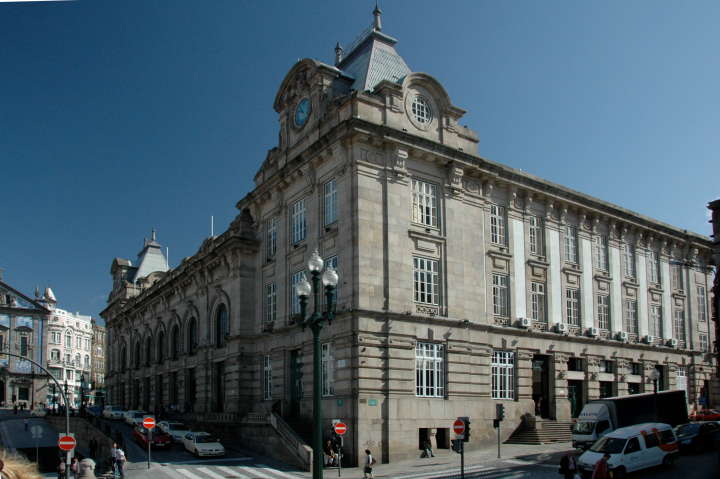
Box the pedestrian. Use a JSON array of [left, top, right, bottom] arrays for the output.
[[57, 459, 67, 479], [324, 440, 337, 466], [115, 447, 126, 478], [420, 439, 435, 458], [363, 449, 376, 479], [559, 451, 578, 479], [591, 453, 611, 479], [109, 442, 119, 474], [69, 457, 79, 479], [78, 459, 96, 479]]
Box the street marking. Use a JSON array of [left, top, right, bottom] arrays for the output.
[[216, 465, 250, 478], [392, 464, 488, 479], [238, 465, 277, 478], [174, 457, 253, 465], [196, 466, 227, 479], [177, 469, 204, 479], [257, 464, 304, 478]]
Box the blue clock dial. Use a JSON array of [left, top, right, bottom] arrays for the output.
[[294, 98, 311, 127]]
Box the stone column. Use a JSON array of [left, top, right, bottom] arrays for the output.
[[616, 360, 629, 397], [660, 255, 673, 340], [586, 356, 601, 401], [546, 222, 563, 327], [552, 353, 571, 420], [510, 217, 527, 320], [516, 350, 534, 402], [637, 245, 649, 338], [580, 235, 594, 330], [609, 243, 623, 335]]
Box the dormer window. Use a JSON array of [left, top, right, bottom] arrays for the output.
[[411, 95, 432, 125]]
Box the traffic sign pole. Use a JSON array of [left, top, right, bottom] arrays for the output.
[[333, 422, 347, 477], [144, 416, 155, 470], [452, 419, 466, 479]]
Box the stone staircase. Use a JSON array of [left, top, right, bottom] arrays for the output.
[[505, 418, 574, 445]]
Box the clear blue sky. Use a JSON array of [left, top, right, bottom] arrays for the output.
[[1, 0, 718, 321]]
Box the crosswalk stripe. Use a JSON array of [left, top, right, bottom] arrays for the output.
[[216, 465, 250, 478], [238, 465, 276, 478], [392, 463, 487, 479], [257, 463, 303, 479], [176, 469, 204, 479], [197, 466, 228, 479]]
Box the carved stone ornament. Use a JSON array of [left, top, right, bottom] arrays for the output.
[[447, 164, 464, 194], [393, 148, 408, 176]]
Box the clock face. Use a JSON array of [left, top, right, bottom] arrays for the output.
[[294, 98, 311, 128]]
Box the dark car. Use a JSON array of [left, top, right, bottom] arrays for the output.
[[132, 426, 173, 448], [86, 405, 103, 417], [674, 421, 720, 453]]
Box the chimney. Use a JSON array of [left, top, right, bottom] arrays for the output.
[[334, 42, 344, 66]]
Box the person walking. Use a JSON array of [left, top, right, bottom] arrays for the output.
[[591, 453, 611, 479], [69, 457, 79, 479], [56, 459, 67, 479], [109, 443, 119, 475], [559, 452, 578, 479], [363, 449, 376, 479], [421, 439, 435, 458], [115, 447, 126, 478]]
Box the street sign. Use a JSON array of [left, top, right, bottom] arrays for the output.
[[143, 417, 156, 429], [453, 418, 465, 436], [58, 435, 76, 451], [334, 422, 347, 435]]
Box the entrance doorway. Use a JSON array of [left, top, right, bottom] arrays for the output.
[[289, 350, 302, 417], [568, 380, 584, 418], [532, 355, 550, 418]]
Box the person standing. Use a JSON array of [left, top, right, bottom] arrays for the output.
[[559, 452, 577, 479], [69, 457, 79, 479], [115, 447, 126, 478], [363, 449, 375, 479], [591, 453, 611, 479], [57, 459, 67, 479], [421, 439, 435, 458], [109, 443, 119, 475]]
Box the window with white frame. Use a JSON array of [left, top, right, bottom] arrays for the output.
[[673, 309, 686, 342], [413, 257, 440, 306], [647, 250, 660, 284], [51, 332, 61, 344], [566, 288, 581, 326], [594, 235, 609, 272], [291, 198, 306, 244], [650, 305, 662, 337], [76, 336, 82, 348], [528, 216, 544, 255], [492, 274, 510, 317], [263, 355, 272, 400], [490, 204, 507, 245], [415, 342, 444, 397], [623, 244, 636, 278], [597, 295, 610, 330], [671, 264, 683, 291], [266, 216, 278, 259], [624, 300, 638, 334], [324, 179, 338, 226], [51, 349, 60, 361], [411, 179, 438, 228], [321, 342, 334, 396], [290, 271, 306, 316], [530, 282, 546, 323], [564, 225, 578, 264], [699, 333, 708, 352], [264, 282, 277, 325], [491, 350, 515, 400], [697, 286, 707, 322], [65, 333, 71, 348]]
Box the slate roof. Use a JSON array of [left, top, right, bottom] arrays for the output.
[[134, 237, 168, 281], [338, 29, 411, 92]]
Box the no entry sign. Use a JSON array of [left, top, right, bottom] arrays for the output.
[[143, 417, 156, 429], [58, 435, 76, 451], [453, 419, 466, 436], [334, 422, 348, 435]]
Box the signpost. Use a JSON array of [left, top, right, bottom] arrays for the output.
[[333, 421, 347, 477], [144, 416, 155, 469], [31, 425, 43, 462], [58, 434, 76, 451], [452, 418, 466, 479]]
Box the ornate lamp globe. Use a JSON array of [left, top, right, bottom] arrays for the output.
[[322, 266, 339, 287], [295, 276, 312, 298], [308, 249, 324, 273]]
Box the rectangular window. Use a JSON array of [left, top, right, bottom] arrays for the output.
[[321, 342, 334, 397], [597, 295, 610, 330], [631, 362, 642, 375], [699, 333, 708, 352], [603, 360, 614, 374], [647, 250, 660, 284], [564, 225, 578, 264], [76, 336, 82, 348], [671, 264, 683, 291], [673, 309, 686, 342], [263, 355, 272, 401], [530, 282, 546, 323], [528, 216, 544, 255], [264, 282, 277, 326], [566, 288, 580, 326], [290, 271, 306, 316], [415, 342, 445, 397], [697, 286, 707, 322], [411, 179, 439, 228], [623, 244, 636, 278], [65, 334, 71, 348], [594, 235, 609, 272], [649, 305, 663, 337], [624, 300, 638, 334], [490, 204, 507, 245], [20, 336, 28, 357], [492, 274, 510, 317], [266, 216, 278, 259], [491, 350, 515, 400], [67, 370, 73, 380], [324, 179, 338, 226], [291, 198, 307, 244], [413, 257, 440, 306]]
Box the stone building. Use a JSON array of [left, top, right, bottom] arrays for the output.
[[91, 319, 106, 406], [0, 275, 49, 408], [103, 10, 717, 464]]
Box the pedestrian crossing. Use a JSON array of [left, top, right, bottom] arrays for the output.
[[155, 463, 306, 479]]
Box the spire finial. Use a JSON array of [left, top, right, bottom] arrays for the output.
[[334, 42, 344, 66], [151, 228, 156, 242], [373, 1, 382, 31]]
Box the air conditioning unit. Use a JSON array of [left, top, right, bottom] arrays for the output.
[[643, 335, 655, 344], [518, 317, 531, 328], [616, 331, 629, 342], [555, 323, 568, 334], [588, 327, 599, 337], [667, 338, 678, 348]]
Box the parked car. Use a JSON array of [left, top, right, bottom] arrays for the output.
[[103, 405, 125, 420], [157, 421, 191, 442], [577, 423, 679, 478], [689, 409, 720, 421], [182, 432, 225, 457], [132, 426, 173, 449], [86, 405, 103, 417], [674, 422, 720, 453]]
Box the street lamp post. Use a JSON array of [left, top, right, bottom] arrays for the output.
[[294, 249, 339, 479], [79, 373, 86, 417]]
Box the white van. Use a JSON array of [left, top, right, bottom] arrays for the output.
[[577, 422, 679, 478]]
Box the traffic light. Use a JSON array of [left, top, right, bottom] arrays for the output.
[[451, 439, 463, 453], [460, 416, 471, 442], [496, 403, 505, 421], [493, 419, 500, 429]]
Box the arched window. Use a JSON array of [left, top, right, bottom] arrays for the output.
[[215, 304, 229, 348], [157, 331, 165, 364], [145, 336, 152, 366], [171, 325, 180, 360], [134, 341, 141, 369], [187, 318, 197, 356], [120, 346, 127, 372]]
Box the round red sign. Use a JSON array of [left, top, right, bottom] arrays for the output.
[[58, 435, 76, 451], [334, 422, 348, 436], [143, 417, 156, 429], [453, 419, 465, 436]]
